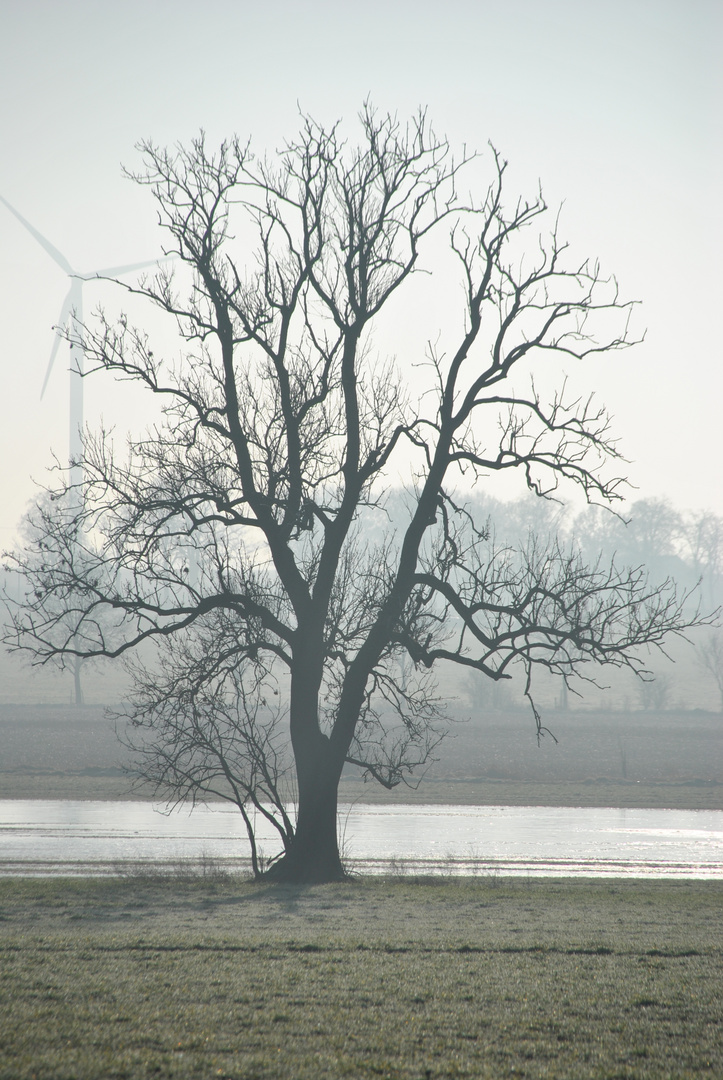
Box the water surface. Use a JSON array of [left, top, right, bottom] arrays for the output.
[[1, 800, 722, 877]]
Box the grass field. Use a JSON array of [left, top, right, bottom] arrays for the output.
[[0, 876, 721, 1079]]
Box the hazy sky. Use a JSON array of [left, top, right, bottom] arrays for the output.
[[1, 0, 721, 547]]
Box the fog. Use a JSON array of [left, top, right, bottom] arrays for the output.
[[1, 0, 721, 553]]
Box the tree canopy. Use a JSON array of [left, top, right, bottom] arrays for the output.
[[3, 107, 703, 881]]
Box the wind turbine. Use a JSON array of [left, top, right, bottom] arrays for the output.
[[1, 195, 163, 489]]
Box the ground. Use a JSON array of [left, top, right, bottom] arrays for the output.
[[0, 876, 721, 1079], [1, 701, 722, 1077]]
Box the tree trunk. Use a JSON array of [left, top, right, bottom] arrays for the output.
[[263, 734, 346, 884]]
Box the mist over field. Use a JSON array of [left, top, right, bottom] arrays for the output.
[[3, 484, 722, 802]]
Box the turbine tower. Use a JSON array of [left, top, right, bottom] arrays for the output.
[[1, 196, 161, 489]]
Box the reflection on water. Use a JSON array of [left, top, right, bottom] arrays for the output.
[[1, 800, 722, 878]]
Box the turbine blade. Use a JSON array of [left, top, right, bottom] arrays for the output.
[[0, 195, 73, 274], [40, 291, 73, 399], [86, 255, 175, 278]]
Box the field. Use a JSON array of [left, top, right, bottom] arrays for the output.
[[1, 699, 722, 1077], [1, 703, 722, 810], [0, 876, 721, 1079]]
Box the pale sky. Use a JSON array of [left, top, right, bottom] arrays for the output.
[[1, 0, 721, 547]]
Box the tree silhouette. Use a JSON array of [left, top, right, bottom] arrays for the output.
[[3, 107, 702, 881]]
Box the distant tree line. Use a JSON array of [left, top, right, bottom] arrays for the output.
[[375, 490, 721, 606]]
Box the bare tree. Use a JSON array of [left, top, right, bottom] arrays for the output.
[[572, 498, 686, 574], [686, 511, 723, 611], [3, 107, 705, 881], [634, 672, 673, 712], [696, 632, 723, 712], [116, 627, 296, 879], [9, 490, 111, 705]]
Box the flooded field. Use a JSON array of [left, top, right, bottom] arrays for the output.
[[1, 800, 722, 878]]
